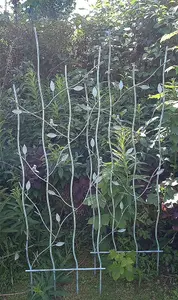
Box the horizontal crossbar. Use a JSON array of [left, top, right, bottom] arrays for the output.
[[26, 267, 106, 273], [91, 250, 163, 254]]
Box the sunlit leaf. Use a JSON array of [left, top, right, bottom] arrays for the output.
[[160, 30, 178, 43], [165, 66, 175, 73], [148, 93, 164, 99]]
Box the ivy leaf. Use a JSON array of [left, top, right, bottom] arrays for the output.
[[12, 109, 22, 114], [118, 228, 126, 233], [47, 133, 57, 138], [26, 181, 31, 191], [119, 80, 124, 90], [22, 144, 27, 155], [61, 154, 68, 162], [48, 190, 56, 196], [126, 148, 134, 155], [50, 119, 58, 127], [56, 213, 60, 223], [156, 169, 164, 176], [120, 202, 124, 210], [92, 87, 97, 98], [93, 172, 97, 181], [73, 85, 84, 91], [56, 242, 65, 247], [157, 84, 163, 93], [90, 138, 95, 148], [112, 181, 119, 186], [14, 252, 19, 261], [95, 176, 102, 184], [139, 85, 150, 90], [50, 81, 55, 92]]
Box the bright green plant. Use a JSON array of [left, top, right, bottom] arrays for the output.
[[107, 250, 136, 281]]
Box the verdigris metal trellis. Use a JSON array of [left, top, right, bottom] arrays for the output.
[[13, 27, 168, 296]]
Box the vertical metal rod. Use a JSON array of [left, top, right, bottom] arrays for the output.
[[132, 64, 139, 268], [34, 27, 56, 292], [13, 85, 33, 293], [107, 34, 117, 251], [65, 65, 79, 293], [95, 47, 102, 294], [155, 46, 168, 274], [84, 83, 97, 276]]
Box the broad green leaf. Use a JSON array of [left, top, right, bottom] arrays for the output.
[[146, 193, 158, 206]]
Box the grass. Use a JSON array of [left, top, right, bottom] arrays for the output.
[[1, 270, 178, 300], [1, 253, 178, 300], [63, 271, 177, 300]]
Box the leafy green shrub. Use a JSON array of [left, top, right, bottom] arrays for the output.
[[107, 250, 136, 281]]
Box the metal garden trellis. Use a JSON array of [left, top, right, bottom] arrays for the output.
[[12, 27, 168, 296]]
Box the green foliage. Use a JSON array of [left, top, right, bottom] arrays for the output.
[[1, 0, 178, 294], [107, 250, 136, 281], [29, 272, 69, 299]]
